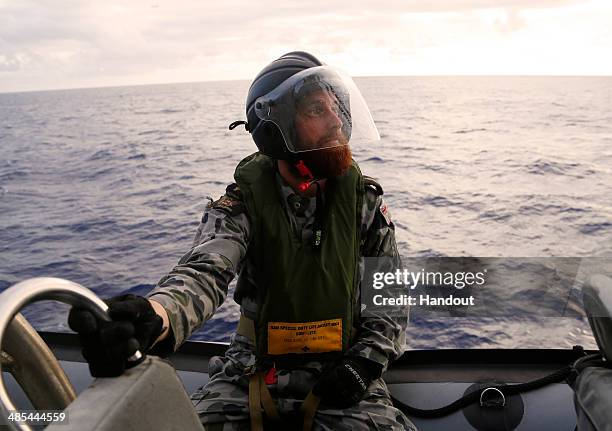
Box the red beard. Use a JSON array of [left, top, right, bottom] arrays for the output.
[[300, 144, 353, 179]]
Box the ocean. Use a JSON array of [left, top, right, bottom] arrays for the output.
[[1, 76, 611, 349]]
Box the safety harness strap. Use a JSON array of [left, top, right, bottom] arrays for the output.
[[237, 314, 256, 344], [258, 372, 281, 421], [248, 374, 263, 431], [248, 371, 321, 430], [300, 390, 321, 431], [249, 371, 281, 431]]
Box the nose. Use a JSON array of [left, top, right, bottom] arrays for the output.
[[324, 105, 343, 131]]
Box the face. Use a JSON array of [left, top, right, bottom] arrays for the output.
[[295, 89, 346, 149], [294, 90, 352, 178]]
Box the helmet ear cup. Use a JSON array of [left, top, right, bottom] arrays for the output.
[[251, 120, 289, 160], [262, 122, 276, 138], [261, 122, 280, 157]]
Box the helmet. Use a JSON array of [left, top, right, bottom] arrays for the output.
[[254, 66, 358, 154], [231, 51, 379, 161], [245, 51, 324, 160]]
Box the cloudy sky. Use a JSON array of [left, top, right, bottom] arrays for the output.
[[1, 0, 611, 93]]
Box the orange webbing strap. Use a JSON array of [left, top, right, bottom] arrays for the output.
[[258, 372, 281, 421], [249, 372, 280, 430], [249, 374, 263, 431], [300, 390, 321, 431], [236, 314, 256, 344]]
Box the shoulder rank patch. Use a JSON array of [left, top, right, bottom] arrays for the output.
[[207, 185, 246, 217], [363, 176, 383, 196], [225, 183, 243, 200]]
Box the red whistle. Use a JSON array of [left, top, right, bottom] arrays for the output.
[[294, 160, 314, 180]]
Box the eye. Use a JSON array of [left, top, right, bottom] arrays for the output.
[[305, 103, 325, 117]]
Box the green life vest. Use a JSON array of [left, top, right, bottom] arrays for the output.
[[234, 152, 364, 363]]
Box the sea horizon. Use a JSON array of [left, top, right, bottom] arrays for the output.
[[2, 74, 612, 96]]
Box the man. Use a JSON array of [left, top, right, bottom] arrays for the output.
[[69, 51, 414, 431]]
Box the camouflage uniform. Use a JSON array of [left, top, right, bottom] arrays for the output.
[[147, 168, 414, 431]]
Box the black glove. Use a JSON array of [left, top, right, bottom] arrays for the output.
[[68, 294, 163, 377], [312, 357, 380, 409]]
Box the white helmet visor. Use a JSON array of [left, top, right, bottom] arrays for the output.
[[253, 66, 379, 153]]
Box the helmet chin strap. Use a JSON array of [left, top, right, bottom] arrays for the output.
[[294, 160, 321, 193]]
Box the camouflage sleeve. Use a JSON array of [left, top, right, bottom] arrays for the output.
[[347, 188, 407, 376], [146, 184, 249, 354]]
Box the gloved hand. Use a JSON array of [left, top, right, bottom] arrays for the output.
[[312, 357, 380, 409], [68, 294, 164, 377]]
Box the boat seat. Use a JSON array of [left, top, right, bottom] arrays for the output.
[[582, 274, 612, 362], [574, 367, 612, 431], [46, 356, 203, 431], [574, 274, 612, 431]]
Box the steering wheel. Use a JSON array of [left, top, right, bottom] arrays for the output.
[[0, 277, 142, 431]]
